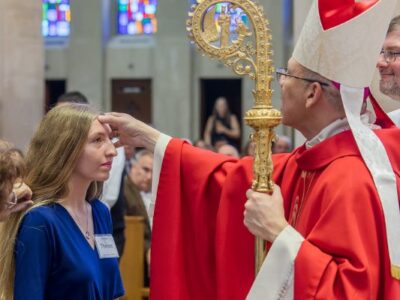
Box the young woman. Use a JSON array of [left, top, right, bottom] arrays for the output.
[[203, 96, 241, 149], [0, 104, 124, 299]]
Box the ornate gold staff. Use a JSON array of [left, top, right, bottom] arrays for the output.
[[187, 0, 281, 274]]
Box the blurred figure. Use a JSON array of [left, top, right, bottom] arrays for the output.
[[57, 91, 89, 105], [194, 139, 214, 151], [242, 140, 256, 157], [272, 135, 292, 154], [124, 149, 153, 286], [376, 16, 400, 125], [102, 145, 126, 257], [213, 138, 229, 152], [217, 144, 240, 158], [0, 140, 32, 222], [124, 144, 136, 162], [203, 97, 241, 149]]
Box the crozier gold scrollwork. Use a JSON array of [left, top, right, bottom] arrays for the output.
[[187, 0, 282, 274]]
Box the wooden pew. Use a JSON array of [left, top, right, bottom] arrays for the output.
[[120, 216, 149, 300]]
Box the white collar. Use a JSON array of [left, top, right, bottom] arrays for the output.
[[305, 111, 378, 149]]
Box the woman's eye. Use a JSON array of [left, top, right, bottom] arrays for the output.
[[94, 137, 103, 143]]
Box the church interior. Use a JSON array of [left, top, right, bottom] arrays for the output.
[[2, 1, 400, 298]]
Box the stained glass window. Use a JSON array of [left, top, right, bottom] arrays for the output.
[[118, 0, 158, 35], [213, 3, 249, 34], [42, 0, 71, 38]]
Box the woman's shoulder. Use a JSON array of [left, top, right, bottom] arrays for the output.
[[20, 204, 58, 227]]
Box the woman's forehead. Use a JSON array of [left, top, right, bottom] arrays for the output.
[[89, 119, 112, 135]]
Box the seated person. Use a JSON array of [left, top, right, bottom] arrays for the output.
[[272, 135, 292, 154], [124, 149, 153, 286], [217, 144, 240, 158]]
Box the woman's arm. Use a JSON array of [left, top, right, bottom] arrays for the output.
[[203, 116, 214, 145], [215, 115, 241, 139]]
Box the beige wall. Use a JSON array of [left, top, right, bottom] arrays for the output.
[[293, 0, 312, 147], [0, 0, 43, 150], [44, 1, 290, 144]]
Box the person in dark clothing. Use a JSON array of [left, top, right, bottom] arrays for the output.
[[203, 97, 241, 150], [124, 149, 153, 286]]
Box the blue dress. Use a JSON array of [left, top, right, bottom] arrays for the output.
[[14, 199, 125, 300]]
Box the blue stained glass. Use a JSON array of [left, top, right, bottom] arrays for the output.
[[42, 0, 70, 37], [135, 12, 143, 21], [214, 3, 250, 34], [127, 23, 136, 35], [145, 4, 156, 15], [49, 24, 57, 36], [42, 21, 49, 36], [117, 0, 157, 35], [47, 10, 57, 22], [57, 22, 69, 36], [131, 3, 139, 13], [119, 14, 129, 26]]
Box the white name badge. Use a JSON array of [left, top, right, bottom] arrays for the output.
[[94, 234, 119, 259]]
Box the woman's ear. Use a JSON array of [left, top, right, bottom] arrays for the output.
[[305, 82, 323, 109]]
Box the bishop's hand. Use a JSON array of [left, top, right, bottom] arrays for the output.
[[98, 112, 160, 152], [243, 185, 289, 242]]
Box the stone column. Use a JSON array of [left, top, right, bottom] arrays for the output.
[[153, 0, 191, 138], [0, 0, 44, 150], [66, 0, 104, 109]]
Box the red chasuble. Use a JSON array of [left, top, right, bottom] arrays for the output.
[[150, 128, 400, 300]]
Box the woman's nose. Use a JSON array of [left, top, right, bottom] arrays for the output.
[[106, 141, 118, 157]]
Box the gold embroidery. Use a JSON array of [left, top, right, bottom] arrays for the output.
[[391, 264, 400, 280]]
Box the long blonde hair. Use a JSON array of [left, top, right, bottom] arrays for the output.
[[0, 103, 102, 298]]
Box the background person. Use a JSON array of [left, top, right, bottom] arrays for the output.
[[272, 135, 292, 154], [377, 15, 400, 125], [203, 96, 241, 149], [217, 144, 240, 157], [56, 91, 89, 105], [124, 149, 154, 286]]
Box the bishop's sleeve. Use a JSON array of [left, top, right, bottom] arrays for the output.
[[150, 138, 256, 300]]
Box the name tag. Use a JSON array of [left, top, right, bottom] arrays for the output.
[[94, 234, 119, 259]]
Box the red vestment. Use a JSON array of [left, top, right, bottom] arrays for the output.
[[150, 128, 400, 300]]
